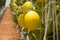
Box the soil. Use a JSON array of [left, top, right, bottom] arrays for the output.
[[0, 7, 22, 40]]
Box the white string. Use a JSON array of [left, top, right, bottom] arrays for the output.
[[21, 27, 25, 40], [56, 8, 59, 40], [41, 2, 44, 24], [26, 35, 30, 40], [43, 1, 48, 40], [52, 0, 56, 40], [55, 1, 59, 40], [44, 1, 56, 9], [43, 0, 56, 40]]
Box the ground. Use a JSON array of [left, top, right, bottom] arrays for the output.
[[0, 7, 22, 40]]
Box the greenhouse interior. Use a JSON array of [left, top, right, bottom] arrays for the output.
[[0, 0, 60, 40]]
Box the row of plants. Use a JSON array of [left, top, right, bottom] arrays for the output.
[[10, 0, 60, 40]]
